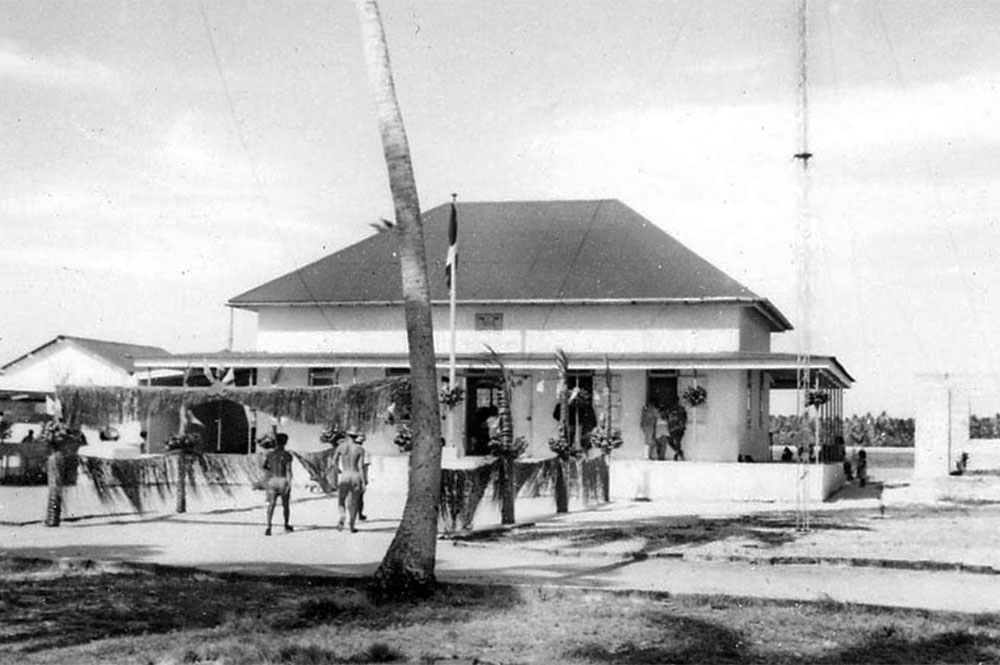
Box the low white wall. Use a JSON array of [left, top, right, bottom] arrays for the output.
[[610, 459, 844, 503]]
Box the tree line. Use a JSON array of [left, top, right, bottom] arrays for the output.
[[772, 413, 1000, 448], [771, 412, 916, 448], [970, 414, 1000, 439]]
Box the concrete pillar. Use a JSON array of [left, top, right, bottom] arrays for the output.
[[914, 374, 969, 478]]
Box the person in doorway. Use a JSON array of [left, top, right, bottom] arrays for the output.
[[262, 433, 294, 536], [552, 391, 597, 449], [334, 430, 367, 532]]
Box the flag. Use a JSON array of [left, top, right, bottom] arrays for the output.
[[445, 200, 457, 289]]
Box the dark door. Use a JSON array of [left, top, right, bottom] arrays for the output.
[[647, 372, 678, 410], [189, 400, 250, 454], [465, 374, 502, 456]]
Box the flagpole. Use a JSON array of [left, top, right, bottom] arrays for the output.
[[448, 193, 458, 451]]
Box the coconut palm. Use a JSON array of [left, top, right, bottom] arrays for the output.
[[40, 419, 82, 527], [355, 0, 444, 596], [551, 349, 572, 513], [483, 345, 519, 524]]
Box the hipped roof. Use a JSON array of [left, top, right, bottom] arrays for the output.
[[229, 199, 791, 330]]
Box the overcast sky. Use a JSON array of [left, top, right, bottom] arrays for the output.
[[2, 0, 999, 416]]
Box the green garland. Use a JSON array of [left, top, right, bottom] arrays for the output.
[[78, 455, 173, 512], [440, 461, 497, 531], [292, 449, 338, 494], [57, 377, 411, 429], [73, 449, 608, 524]]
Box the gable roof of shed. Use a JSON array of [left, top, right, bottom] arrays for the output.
[[229, 199, 790, 328], [1, 336, 170, 375]]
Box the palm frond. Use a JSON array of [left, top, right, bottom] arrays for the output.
[[368, 218, 395, 233]]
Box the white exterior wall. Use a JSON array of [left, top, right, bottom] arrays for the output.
[[246, 301, 778, 462], [257, 303, 745, 356], [617, 371, 649, 459], [611, 459, 844, 502], [1, 344, 134, 392], [685, 370, 745, 461], [914, 374, 970, 478], [739, 309, 772, 352]]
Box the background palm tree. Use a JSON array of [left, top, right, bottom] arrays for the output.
[[355, 0, 444, 596], [484, 345, 517, 524]]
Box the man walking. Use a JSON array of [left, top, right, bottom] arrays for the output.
[[263, 432, 294, 536], [354, 432, 371, 520], [334, 430, 367, 533]]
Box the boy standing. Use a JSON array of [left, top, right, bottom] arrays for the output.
[[263, 433, 294, 536]]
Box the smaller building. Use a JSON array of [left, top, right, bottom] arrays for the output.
[[0, 335, 169, 446]]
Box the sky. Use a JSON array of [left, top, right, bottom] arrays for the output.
[[2, 0, 1000, 416]]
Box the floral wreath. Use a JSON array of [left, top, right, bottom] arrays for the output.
[[489, 435, 528, 459], [166, 431, 203, 451], [806, 390, 830, 408], [682, 385, 707, 408], [393, 424, 413, 452], [439, 385, 466, 410]]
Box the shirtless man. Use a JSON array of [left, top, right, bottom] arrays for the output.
[[334, 430, 367, 532], [262, 433, 294, 536]]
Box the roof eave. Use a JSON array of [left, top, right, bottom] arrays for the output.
[[229, 296, 783, 309]]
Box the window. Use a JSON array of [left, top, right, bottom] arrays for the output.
[[385, 367, 410, 377], [474, 312, 504, 330], [308, 367, 338, 387]]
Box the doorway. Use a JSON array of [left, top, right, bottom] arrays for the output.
[[465, 373, 502, 456], [647, 371, 679, 410], [188, 400, 251, 454]]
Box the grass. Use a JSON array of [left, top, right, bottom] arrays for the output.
[[2, 562, 1000, 664]]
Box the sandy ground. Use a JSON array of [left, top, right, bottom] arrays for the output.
[[4, 473, 1000, 613]]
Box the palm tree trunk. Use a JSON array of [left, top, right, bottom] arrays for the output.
[[356, 0, 443, 597], [494, 375, 516, 525], [175, 450, 187, 514], [555, 352, 570, 513], [600, 455, 610, 503], [44, 449, 64, 527], [554, 459, 569, 513]]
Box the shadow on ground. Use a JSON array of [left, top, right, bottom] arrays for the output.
[[827, 481, 885, 503], [0, 543, 161, 563], [458, 511, 873, 556], [567, 613, 750, 663], [565, 606, 1000, 664], [0, 564, 525, 654]]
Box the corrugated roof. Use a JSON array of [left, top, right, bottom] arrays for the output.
[[229, 198, 784, 321], [1, 336, 170, 375]]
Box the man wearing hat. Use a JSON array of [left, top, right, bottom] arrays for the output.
[[333, 429, 367, 532]]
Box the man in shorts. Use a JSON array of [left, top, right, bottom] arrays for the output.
[[334, 430, 367, 533], [354, 433, 371, 520], [263, 433, 294, 536]]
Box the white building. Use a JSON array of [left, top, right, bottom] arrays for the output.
[[137, 199, 852, 487]]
